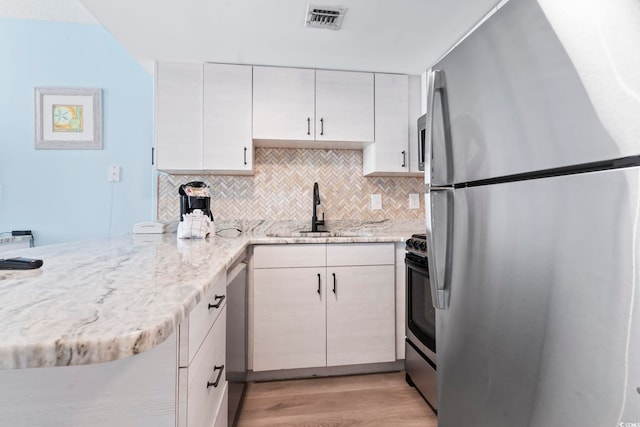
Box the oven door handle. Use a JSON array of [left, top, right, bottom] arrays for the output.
[[426, 185, 453, 310], [405, 256, 428, 274]]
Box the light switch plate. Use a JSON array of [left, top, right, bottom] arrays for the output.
[[371, 194, 382, 210], [409, 193, 420, 209], [108, 165, 121, 183]]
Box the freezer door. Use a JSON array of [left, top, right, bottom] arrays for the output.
[[436, 167, 640, 427], [430, 0, 633, 185]]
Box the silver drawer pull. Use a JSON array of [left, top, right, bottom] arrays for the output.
[[206, 365, 225, 388], [208, 295, 225, 310]]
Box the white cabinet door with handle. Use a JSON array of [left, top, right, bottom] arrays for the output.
[[326, 265, 396, 366], [252, 66, 315, 141], [316, 70, 374, 143], [203, 63, 254, 174], [253, 267, 326, 371], [155, 62, 203, 171], [363, 73, 410, 175]]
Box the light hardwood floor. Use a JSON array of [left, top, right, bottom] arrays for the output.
[[236, 371, 437, 426]]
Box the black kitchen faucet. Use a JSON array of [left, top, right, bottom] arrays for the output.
[[311, 182, 325, 232]]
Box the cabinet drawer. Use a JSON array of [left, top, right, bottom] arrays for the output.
[[213, 382, 228, 427], [326, 243, 394, 266], [178, 306, 227, 427], [253, 244, 326, 268], [179, 272, 227, 366]]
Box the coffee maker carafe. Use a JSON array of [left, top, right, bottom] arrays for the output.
[[178, 181, 213, 222]]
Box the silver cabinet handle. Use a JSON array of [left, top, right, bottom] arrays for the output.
[[402, 150, 406, 168], [307, 117, 311, 135], [320, 118, 324, 136], [244, 147, 247, 165]]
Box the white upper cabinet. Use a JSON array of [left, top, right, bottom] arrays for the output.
[[156, 63, 417, 175], [155, 62, 254, 175], [203, 63, 253, 173], [155, 62, 203, 171], [253, 66, 374, 147], [315, 70, 374, 143], [363, 73, 422, 177], [252, 66, 315, 141]]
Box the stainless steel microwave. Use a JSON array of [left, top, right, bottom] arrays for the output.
[[417, 114, 426, 172]]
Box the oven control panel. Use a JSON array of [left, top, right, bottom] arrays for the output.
[[406, 233, 427, 257]]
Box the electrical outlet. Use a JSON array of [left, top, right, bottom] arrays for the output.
[[371, 194, 382, 210], [108, 165, 121, 183], [409, 193, 420, 209]]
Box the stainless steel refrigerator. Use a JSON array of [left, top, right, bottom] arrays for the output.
[[425, 0, 640, 425]]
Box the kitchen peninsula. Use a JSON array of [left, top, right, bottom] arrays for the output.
[[0, 220, 419, 426]]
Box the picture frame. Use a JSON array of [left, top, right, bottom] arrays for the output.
[[34, 87, 102, 149]]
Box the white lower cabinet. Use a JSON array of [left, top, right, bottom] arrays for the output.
[[178, 307, 227, 427], [252, 243, 396, 372], [213, 383, 229, 427], [253, 267, 327, 371], [326, 265, 395, 366], [178, 273, 228, 427]]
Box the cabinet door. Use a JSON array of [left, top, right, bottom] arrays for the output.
[[315, 70, 374, 143], [212, 383, 228, 427], [363, 73, 410, 175], [179, 307, 227, 427], [156, 62, 203, 171], [253, 267, 326, 371], [203, 63, 253, 174], [326, 265, 396, 366], [252, 66, 315, 141]]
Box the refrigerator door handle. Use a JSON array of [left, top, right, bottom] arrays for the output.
[[424, 69, 437, 185], [426, 69, 454, 186], [426, 68, 454, 310], [426, 185, 454, 309]]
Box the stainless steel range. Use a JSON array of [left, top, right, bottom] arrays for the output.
[[404, 233, 437, 412]]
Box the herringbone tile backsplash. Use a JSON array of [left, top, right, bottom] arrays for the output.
[[158, 148, 424, 222]]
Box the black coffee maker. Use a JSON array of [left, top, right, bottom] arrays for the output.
[[179, 181, 214, 222]]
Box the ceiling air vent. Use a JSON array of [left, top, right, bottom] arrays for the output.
[[305, 5, 347, 30]]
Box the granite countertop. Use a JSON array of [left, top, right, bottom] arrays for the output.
[[0, 219, 422, 370]]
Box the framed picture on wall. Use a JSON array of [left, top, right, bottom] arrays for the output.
[[34, 87, 102, 149]]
